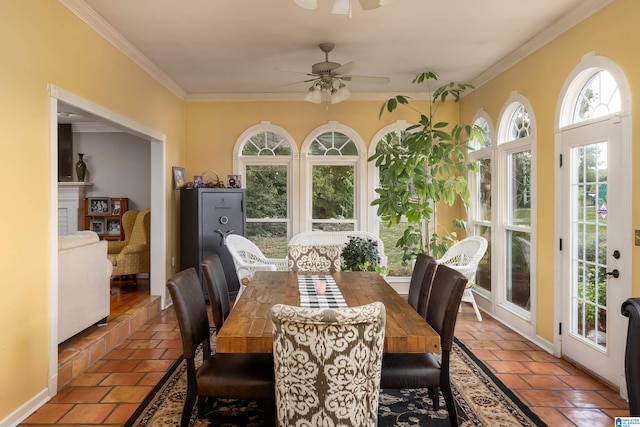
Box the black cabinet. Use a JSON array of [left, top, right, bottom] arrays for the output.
[[180, 188, 246, 297]]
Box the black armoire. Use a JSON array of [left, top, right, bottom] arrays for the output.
[[180, 188, 246, 298]]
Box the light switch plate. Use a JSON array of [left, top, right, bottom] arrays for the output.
[[635, 230, 640, 246]]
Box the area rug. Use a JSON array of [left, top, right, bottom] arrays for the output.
[[125, 336, 546, 426]]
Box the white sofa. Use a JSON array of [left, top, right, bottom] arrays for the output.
[[58, 231, 112, 343]]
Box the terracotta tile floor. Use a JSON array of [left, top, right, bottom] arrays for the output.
[[21, 297, 630, 426]]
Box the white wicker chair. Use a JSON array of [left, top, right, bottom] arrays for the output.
[[437, 236, 488, 321], [288, 230, 387, 268], [225, 234, 288, 291]]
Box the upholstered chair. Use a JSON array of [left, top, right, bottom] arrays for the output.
[[167, 268, 274, 427], [622, 297, 640, 416], [270, 302, 386, 427], [107, 208, 150, 280], [286, 244, 342, 272], [407, 253, 438, 318], [380, 264, 468, 427]]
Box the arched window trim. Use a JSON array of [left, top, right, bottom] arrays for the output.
[[300, 121, 367, 232], [233, 121, 300, 237], [469, 109, 495, 158], [556, 52, 631, 131]]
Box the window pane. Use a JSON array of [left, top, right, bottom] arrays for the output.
[[476, 158, 492, 221], [380, 221, 413, 277], [309, 131, 358, 156], [246, 165, 287, 219], [243, 131, 291, 156], [506, 231, 530, 310], [573, 70, 621, 124], [312, 165, 354, 220], [507, 105, 530, 142], [246, 222, 288, 258], [509, 150, 531, 226], [474, 225, 492, 292], [472, 117, 491, 148]]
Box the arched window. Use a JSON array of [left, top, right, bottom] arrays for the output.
[[496, 95, 536, 326], [301, 121, 366, 232], [368, 121, 413, 276], [468, 112, 494, 293], [572, 70, 621, 123], [234, 122, 299, 257]]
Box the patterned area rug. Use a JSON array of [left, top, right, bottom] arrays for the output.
[[125, 335, 546, 426]]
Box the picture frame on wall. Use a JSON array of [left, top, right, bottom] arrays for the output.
[[90, 219, 105, 234], [173, 166, 186, 189], [227, 174, 242, 188], [88, 197, 111, 214]]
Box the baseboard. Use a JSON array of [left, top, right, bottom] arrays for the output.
[[0, 388, 50, 427]]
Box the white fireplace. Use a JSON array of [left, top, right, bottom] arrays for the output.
[[58, 182, 93, 235]]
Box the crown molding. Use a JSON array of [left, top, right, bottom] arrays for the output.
[[469, 0, 613, 92], [185, 91, 430, 102], [59, 0, 186, 100]]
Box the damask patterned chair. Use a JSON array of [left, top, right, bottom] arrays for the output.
[[287, 244, 342, 272], [107, 208, 150, 282], [270, 302, 386, 427], [167, 268, 275, 426]]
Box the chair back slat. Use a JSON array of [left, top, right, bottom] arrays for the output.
[[201, 253, 231, 331], [425, 264, 468, 351]]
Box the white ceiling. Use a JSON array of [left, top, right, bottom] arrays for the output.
[[64, 0, 609, 102]]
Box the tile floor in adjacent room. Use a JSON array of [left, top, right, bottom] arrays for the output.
[[21, 294, 630, 426]]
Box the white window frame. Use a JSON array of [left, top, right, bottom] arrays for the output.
[[233, 121, 300, 238], [494, 93, 537, 339], [300, 121, 367, 232], [468, 110, 495, 302]]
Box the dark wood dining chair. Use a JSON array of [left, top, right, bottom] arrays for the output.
[[380, 263, 468, 427], [201, 253, 231, 330], [167, 268, 275, 427], [407, 253, 430, 312], [622, 297, 640, 416]]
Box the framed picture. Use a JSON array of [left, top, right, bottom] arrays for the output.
[[227, 174, 242, 188], [112, 200, 121, 215], [90, 219, 105, 234], [173, 166, 186, 189], [88, 197, 111, 214], [194, 175, 203, 188], [106, 219, 120, 235]]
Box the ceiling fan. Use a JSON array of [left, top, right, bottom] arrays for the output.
[[279, 43, 390, 104]]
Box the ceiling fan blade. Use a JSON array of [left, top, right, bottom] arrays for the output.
[[272, 79, 317, 88], [358, 0, 392, 10], [343, 75, 390, 85], [332, 61, 359, 76], [275, 68, 315, 77]]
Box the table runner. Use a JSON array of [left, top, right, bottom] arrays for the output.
[[298, 274, 348, 308]]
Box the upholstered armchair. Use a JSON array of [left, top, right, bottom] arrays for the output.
[[108, 208, 150, 280]]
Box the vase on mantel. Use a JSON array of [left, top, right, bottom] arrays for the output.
[[75, 153, 87, 182]]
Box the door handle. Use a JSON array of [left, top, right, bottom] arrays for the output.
[[605, 269, 620, 279]]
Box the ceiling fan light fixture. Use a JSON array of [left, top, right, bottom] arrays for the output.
[[295, 0, 318, 9], [305, 84, 323, 103], [331, 0, 351, 15]]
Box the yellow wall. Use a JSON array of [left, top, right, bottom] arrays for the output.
[[460, 0, 640, 341], [185, 99, 462, 234], [0, 1, 184, 418]]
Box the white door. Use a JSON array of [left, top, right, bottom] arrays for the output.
[[559, 116, 630, 388]]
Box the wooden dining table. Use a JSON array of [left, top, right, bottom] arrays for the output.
[[215, 270, 440, 354]]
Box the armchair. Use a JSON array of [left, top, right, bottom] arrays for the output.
[[108, 208, 150, 280]]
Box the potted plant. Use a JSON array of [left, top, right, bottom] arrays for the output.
[[369, 71, 484, 264], [341, 235, 387, 275]]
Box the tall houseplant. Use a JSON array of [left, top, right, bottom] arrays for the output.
[[369, 71, 483, 263]]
